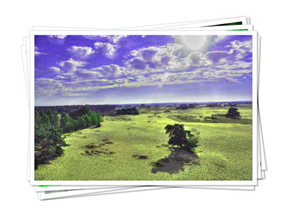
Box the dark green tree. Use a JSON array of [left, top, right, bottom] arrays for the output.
[[34, 109, 66, 169], [69, 105, 91, 119], [165, 124, 199, 151], [226, 107, 241, 119], [91, 114, 97, 125], [83, 114, 91, 127], [78, 116, 86, 129], [60, 113, 69, 128]]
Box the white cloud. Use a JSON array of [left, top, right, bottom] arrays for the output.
[[84, 35, 127, 44], [74, 69, 103, 80], [229, 40, 252, 51], [55, 75, 68, 80], [216, 61, 252, 70], [58, 58, 87, 71], [106, 35, 127, 43], [35, 47, 46, 56], [35, 51, 46, 56], [225, 40, 252, 59], [49, 66, 61, 73], [92, 64, 124, 77], [48, 35, 66, 39], [126, 43, 184, 72], [94, 42, 118, 58], [184, 52, 204, 66], [35, 78, 63, 96], [203, 50, 234, 64], [67, 46, 95, 58]]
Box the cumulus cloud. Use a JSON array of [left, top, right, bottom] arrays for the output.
[[46, 35, 67, 45], [126, 43, 184, 72], [128, 58, 148, 70], [92, 64, 125, 77], [125, 42, 216, 73], [74, 69, 103, 80], [67, 46, 95, 58], [58, 58, 87, 72], [106, 35, 127, 43], [228, 40, 252, 51], [49, 66, 61, 73], [94, 42, 118, 58], [203, 50, 234, 64], [226, 40, 252, 60], [184, 52, 204, 66]]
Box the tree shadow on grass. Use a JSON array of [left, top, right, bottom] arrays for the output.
[[151, 148, 199, 174]]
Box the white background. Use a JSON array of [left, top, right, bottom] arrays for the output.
[[0, 0, 286, 215]]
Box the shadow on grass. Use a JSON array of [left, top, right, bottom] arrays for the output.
[[35, 148, 67, 169], [151, 148, 199, 174], [132, 155, 149, 159], [81, 138, 115, 156]]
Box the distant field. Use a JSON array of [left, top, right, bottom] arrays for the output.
[[35, 106, 252, 181]]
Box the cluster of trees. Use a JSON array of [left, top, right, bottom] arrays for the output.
[[206, 102, 239, 107], [226, 107, 241, 119], [36, 104, 118, 115], [35, 110, 67, 169], [206, 103, 221, 107], [176, 104, 189, 110], [61, 106, 102, 133], [139, 104, 151, 109], [165, 124, 200, 152], [116, 107, 139, 115], [35, 106, 103, 169], [176, 104, 197, 110]]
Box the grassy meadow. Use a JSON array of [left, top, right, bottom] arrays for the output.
[[35, 105, 252, 181]]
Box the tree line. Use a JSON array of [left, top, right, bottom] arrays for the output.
[[35, 106, 102, 169], [61, 106, 102, 133], [35, 104, 119, 115], [116, 107, 139, 115]]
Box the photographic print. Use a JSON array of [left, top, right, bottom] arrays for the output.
[[32, 31, 257, 183]]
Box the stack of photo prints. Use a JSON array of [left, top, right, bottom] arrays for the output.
[[21, 16, 267, 200]]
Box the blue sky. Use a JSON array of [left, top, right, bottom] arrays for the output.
[[34, 34, 253, 106]]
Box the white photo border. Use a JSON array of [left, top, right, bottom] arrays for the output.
[[30, 30, 258, 186]]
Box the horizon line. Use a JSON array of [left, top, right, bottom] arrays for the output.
[[35, 100, 252, 107]]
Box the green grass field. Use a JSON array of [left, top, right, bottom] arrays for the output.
[[35, 106, 252, 181]]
